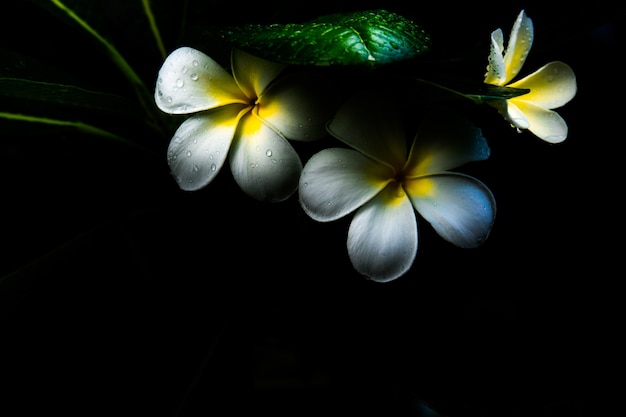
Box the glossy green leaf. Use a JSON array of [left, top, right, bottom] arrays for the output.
[[213, 9, 431, 67]]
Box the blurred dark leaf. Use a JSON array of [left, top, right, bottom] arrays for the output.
[[0, 77, 145, 121]]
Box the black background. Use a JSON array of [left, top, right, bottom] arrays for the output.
[[1, 1, 621, 416]]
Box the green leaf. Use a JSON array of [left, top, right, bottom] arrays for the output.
[[0, 111, 140, 148], [0, 78, 145, 121], [411, 77, 531, 104], [212, 9, 431, 67], [464, 84, 531, 103], [0, 78, 166, 148], [30, 0, 157, 118]]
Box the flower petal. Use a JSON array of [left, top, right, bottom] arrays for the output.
[[155, 47, 248, 114], [347, 184, 418, 282], [167, 106, 242, 191], [484, 28, 506, 85], [509, 61, 577, 109], [406, 110, 490, 176], [326, 89, 407, 167], [229, 113, 302, 202], [231, 48, 285, 99], [258, 72, 340, 141], [503, 10, 533, 84], [407, 173, 496, 248], [509, 100, 569, 143], [500, 100, 531, 129], [299, 147, 392, 222]]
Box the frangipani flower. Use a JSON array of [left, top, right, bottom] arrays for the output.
[[298, 91, 496, 282], [484, 10, 577, 143], [155, 46, 337, 202]]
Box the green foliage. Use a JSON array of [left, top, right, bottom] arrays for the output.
[[212, 9, 432, 67]]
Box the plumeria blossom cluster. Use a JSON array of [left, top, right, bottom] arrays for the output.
[[154, 9, 576, 282]]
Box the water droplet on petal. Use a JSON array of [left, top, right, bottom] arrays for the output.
[[265, 149, 272, 157]]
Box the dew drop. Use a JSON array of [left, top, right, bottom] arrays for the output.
[[190, 73, 199, 81], [210, 163, 217, 172], [193, 164, 199, 172], [192, 60, 199, 67], [181, 65, 188, 74], [265, 149, 272, 157], [186, 150, 192, 157], [176, 78, 184, 88]]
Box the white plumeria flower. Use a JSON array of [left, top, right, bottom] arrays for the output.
[[299, 91, 496, 282], [155, 46, 336, 202], [484, 10, 577, 143]]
